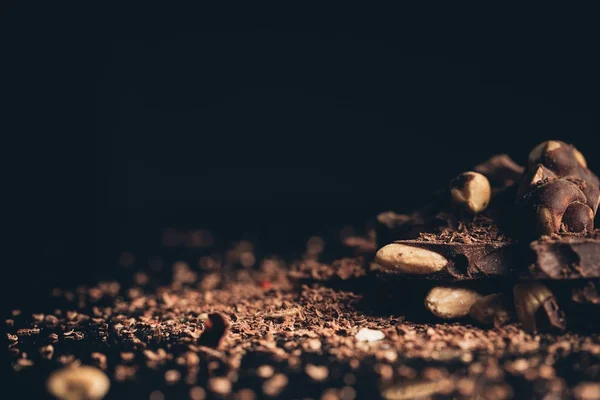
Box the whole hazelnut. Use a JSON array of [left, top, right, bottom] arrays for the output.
[[450, 172, 491, 214]]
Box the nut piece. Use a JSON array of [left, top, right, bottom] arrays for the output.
[[47, 365, 110, 400], [513, 282, 566, 333], [450, 171, 491, 214], [562, 202, 594, 233], [425, 287, 482, 319], [528, 179, 588, 236], [573, 148, 587, 168], [469, 293, 513, 327], [528, 140, 563, 166], [516, 164, 557, 200], [375, 243, 448, 274]]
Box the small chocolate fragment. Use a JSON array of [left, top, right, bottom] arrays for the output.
[[513, 282, 566, 333], [378, 239, 516, 280], [528, 233, 600, 279]]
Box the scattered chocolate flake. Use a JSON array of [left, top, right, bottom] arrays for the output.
[[6, 224, 600, 399]]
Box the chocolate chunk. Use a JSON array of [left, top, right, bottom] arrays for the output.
[[527, 233, 600, 279], [474, 154, 524, 189], [379, 238, 517, 280], [572, 280, 600, 305]]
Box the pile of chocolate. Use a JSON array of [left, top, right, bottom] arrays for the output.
[[374, 141, 600, 332]]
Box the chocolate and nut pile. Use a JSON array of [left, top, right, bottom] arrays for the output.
[[7, 140, 600, 400], [374, 140, 600, 332]]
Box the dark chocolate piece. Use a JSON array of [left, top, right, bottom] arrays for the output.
[[527, 233, 600, 279], [383, 238, 517, 280], [474, 154, 524, 189], [572, 280, 600, 305]]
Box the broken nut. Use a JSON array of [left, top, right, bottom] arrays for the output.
[[46, 365, 110, 400], [513, 282, 566, 333], [450, 171, 491, 214], [375, 243, 448, 274], [425, 287, 482, 319]]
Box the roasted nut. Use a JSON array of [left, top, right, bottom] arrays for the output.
[[527, 179, 588, 235], [469, 294, 513, 327], [567, 177, 600, 214], [450, 171, 491, 214], [561, 202, 594, 233], [375, 243, 448, 274], [513, 282, 566, 333], [528, 140, 599, 186], [425, 287, 481, 319], [573, 148, 587, 168], [528, 140, 563, 166], [516, 164, 557, 200], [47, 365, 110, 400]]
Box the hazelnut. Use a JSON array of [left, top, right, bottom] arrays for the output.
[[375, 243, 448, 274], [450, 171, 491, 214], [528, 140, 597, 185], [425, 287, 481, 319], [528, 140, 563, 166], [573, 148, 587, 168], [516, 164, 557, 200], [561, 202, 594, 233], [528, 179, 588, 235], [46, 365, 110, 400]]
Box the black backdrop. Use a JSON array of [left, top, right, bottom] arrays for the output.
[[4, 5, 600, 307]]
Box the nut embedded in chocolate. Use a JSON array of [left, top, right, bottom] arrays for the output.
[[425, 286, 481, 319], [526, 179, 590, 235], [513, 282, 566, 333], [450, 171, 491, 214], [375, 243, 449, 275]]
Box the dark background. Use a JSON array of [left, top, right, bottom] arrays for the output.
[[4, 5, 599, 306]]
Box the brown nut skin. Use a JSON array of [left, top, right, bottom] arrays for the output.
[[528, 140, 599, 186], [516, 164, 557, 200], [566, 177, 600, 214], [450, 171, 491, 214], [561, 202, 594, 233]]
